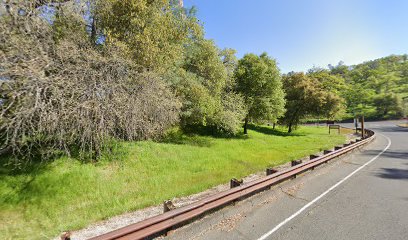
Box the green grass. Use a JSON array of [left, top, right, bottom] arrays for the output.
[[0, 125, 347, 239]]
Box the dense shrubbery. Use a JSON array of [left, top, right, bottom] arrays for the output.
[[0, 11, 180, 164]]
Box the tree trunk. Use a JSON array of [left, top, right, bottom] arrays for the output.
[[288, 123, 292, 133], [90, 17, 97, 44], [243, 116, 249, 134], [272, 123, 276, 129]]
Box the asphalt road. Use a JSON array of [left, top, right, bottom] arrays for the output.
[[165, 121, 408, 240]]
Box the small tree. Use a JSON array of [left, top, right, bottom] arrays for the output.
[[235, 53, 285, 134], [281, 73, 324, 133]]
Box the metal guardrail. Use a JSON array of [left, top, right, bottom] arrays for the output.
[[89, 128, 375, 240]]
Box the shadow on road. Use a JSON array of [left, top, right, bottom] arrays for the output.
[[375, 168, 408, 180], [363, 150, 408, 160], [373, 126, 408, 133]]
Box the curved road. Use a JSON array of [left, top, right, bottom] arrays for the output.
[[166, 121, 408, 240]]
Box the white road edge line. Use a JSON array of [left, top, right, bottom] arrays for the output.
[[257, 134, 392, 240]]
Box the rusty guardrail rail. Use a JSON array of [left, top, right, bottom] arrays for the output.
[[90, 128, 375, 240]]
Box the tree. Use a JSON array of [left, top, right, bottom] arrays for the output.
[[328, 61, 349, 77], [176, 39, 246, 134], [235, 53, 286, 134], [307, 69, 346, 120], [281, 73, 325, 133], [373, 94, 404, 118], [220, 48, 238, 91], [308, 68, 346, 94], [96, 0, 201, 73], [96, 0, 245, 135]]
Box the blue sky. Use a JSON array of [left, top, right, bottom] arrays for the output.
[[184, 0, 408, 73]]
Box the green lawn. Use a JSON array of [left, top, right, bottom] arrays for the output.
[[0, 125, 347, 239]]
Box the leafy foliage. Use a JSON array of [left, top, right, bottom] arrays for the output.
[[329, 55, 408, 119], [235, 53, 286, 133], [307, 69, 346, 120], [281, 73, 323, 132], [281, 72, 344, 132], [96, 0, 201, 73], [0, 0, 250, 165]]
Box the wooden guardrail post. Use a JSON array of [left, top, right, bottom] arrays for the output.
[[163, 200, 176, 213], [291, 160, 302, 177], [291, 160, 302, 166], [324, 150, 333, 154], [230, 178, 243, 188], [310, 154, 319, 160], [60, 231, 71, 240], [266, 168, 278, 175]]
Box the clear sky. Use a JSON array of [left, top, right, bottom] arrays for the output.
[[184, 0, 408, 73]]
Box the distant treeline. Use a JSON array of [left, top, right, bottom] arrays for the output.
[[324, 55, 408, 120]]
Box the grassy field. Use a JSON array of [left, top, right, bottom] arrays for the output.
[[0, 125, 348, 239]]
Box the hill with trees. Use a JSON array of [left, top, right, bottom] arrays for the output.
[[328, 55, 408, 120]]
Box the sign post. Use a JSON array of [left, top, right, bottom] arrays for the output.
[[329, 124, 341, 134], [354, 118, 358, 134]]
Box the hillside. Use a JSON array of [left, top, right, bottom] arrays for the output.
[[330, 54, 408, 119]]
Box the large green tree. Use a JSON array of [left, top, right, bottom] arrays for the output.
[[235, 53, 286, 134], [177, 39, 246, 134], [96, 0, 201, 73], [307, 68, 346, 120], [281, 73, 325, 133]]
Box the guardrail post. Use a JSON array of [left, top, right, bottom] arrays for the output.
[[335, 146, 342, 150], [266, 168, 278, 175], [60, 231, 71, 240], [309, 154, 320, 168], [291, 160, 302, 177], [309, 154, 319, 160], [230, 178, 243, 188], [324, 150, 333, 154], [163, 200, 176, 213], [291, 160, 302, 166]]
